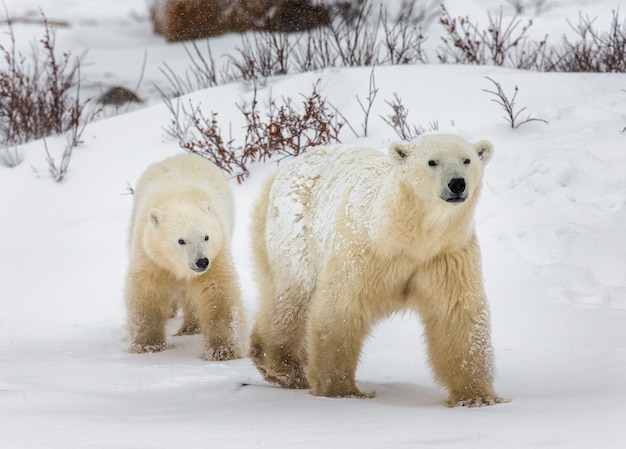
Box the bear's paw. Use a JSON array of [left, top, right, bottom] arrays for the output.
[[265, 369, 309, 390], [310, 383, 376, 399], [204, 345, 240, 361], [174, 322, 200, 336], [129, 342, 168, 354], [448, 394, 511, 408]]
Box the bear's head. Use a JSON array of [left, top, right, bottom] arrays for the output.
[[388, 133, 493, 207], [142, 203, 223, 280]]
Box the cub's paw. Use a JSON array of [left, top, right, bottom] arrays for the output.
[[204, 345, 241, 361], [449, 394, 511, 408]]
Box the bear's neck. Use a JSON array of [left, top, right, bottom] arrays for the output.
[[371, 178, 479, 263]]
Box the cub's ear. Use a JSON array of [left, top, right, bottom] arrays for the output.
[[473, 140, 494, 165], [149, 209, 163, 228], [389, 142, 411, 163]]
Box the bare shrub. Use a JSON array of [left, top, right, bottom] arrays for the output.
[[355, 67, 379, 137], [0, 12, 97, 170], [437, 5, 625, 73], [160, 0, 437, 96], [43, 136, 74, 182], [294, 0, 435, 70], [437, 5, 535, 66], [506, 0, 548, 16], [330, 67, 379, 138], [483, 77, 548, 128], [294, 0, 434, 69], [380, 92, 438, 140], [43, 65, 100, 182], [506, 0, 526, 15], [548, 10, 626, 73], [226, 31, 295, 83], [511, 35, 551, 70], [327, 0, 381, 67], [381, 0, 430, 65], [161, 32, 296, 96], [292, 26, 339, 72], [0, 145, 21, 167], [159, 40, 220, 97], [164, 81, 343, 182], [534, 0, 548, 15], [162, 96, 246, 178]]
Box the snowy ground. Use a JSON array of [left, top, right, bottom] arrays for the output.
[[1, 1, 626, 448]]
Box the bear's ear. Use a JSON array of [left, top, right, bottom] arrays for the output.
[[149, 208, 163, 228], [389, 142, 411, 163], [473, 140, 494, 165]]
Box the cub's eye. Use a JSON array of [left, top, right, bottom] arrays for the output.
[[204, 235, 209, 241], [178, 239, 186, 245], [463, 158, 471, 165], [428, 160, 438, 167]]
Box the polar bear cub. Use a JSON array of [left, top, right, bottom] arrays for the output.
[[125, 152, 245, 360], [249, 133, 508, 407]]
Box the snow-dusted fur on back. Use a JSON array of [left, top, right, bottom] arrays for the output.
[[125, 152, 245, 360], [249, 134, 508, 407]]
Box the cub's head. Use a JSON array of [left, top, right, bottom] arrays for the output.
[[142, 203, 223, 280], [389, 133, 494, 206]]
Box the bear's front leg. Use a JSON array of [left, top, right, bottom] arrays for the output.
[[415, 237, 509, 407], [190, 256, 245, 361], [305, 284, 374, 398], [125, 270, 171, 353], [174, 296, 200, 336]]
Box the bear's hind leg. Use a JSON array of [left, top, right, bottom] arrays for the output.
[[250, 329, 309, 389], [249, 285, 310, 390], [305, 281, 375, 398]]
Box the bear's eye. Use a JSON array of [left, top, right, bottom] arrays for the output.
[[463, 158, 471, 165], [204, 235, 209, 241], [178, 239, 186, 245], [428, 160, 438, 167]]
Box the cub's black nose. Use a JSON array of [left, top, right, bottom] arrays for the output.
[[448, 178, 466, 194], [196, 258, 209, 270]]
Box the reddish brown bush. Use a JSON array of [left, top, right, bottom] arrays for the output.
[[0, 14, 97, 171], [164, 81, 343, 182]]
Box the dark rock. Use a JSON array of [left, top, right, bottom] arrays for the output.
[[98, 86, 142, 106], [265, 0, 330, 33], [151, 0, 330, 42]]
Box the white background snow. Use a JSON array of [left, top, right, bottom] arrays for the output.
[[1, 0, 625, 448]]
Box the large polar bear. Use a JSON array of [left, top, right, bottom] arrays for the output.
[[249, 133, 508, 407], [125, 152, 245, 360]]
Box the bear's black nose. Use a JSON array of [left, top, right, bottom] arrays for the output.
[[448, 178, 466, 194], [195, 258, 209, 270]]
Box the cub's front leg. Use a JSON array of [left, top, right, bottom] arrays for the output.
[[125, 269, 171, 353], [190, 254, 245, 361]]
